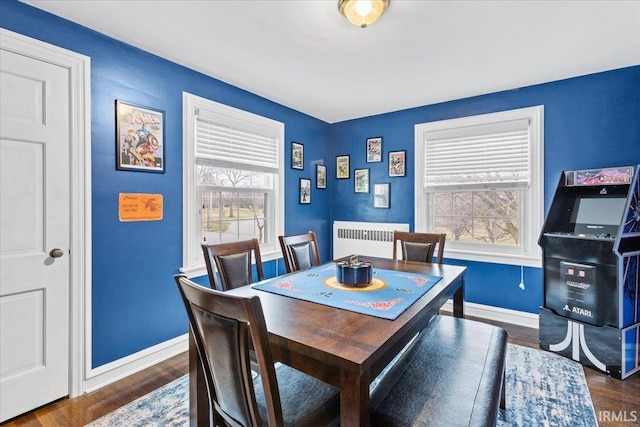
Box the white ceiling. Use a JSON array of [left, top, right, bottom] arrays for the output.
[[23, 0, 640, 123]]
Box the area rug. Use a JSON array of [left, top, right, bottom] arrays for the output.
[[497, 344, 598, 427], [86, 344, 598, 427]]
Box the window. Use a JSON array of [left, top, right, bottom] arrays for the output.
[[182, 93, 284, 276], [414, 106, 543, 267]]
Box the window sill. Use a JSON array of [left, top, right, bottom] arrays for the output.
[[179, 265, 208, 279], [443, 248, 542, 268]]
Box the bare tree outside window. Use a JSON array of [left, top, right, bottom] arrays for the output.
[[198, 165, 271, 245], [434, 190, 520, 245]]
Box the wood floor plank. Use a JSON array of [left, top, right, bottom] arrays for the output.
[[3, 353, 188, 427], [4, 321, 639, 427]]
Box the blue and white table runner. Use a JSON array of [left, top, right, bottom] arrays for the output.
[[253, 264, 442, 320]]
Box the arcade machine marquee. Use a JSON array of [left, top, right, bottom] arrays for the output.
[[539, 165, 640, 379]]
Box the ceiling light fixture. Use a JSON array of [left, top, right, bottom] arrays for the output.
[[339, 0, 390, 28]]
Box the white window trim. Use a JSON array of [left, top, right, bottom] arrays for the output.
[[414, 106, 544, 268], [182, 93, 284, 277]]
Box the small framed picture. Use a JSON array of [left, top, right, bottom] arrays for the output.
[[116, 100, 165, 173], [374, 183, 390, 208], [388, 150, 406, 177], [299, 178, 311, 204], [291, 142, 304, 170], [316, 164, 327, 189], [336, 155, 350, 179], [354, 168, 370, 193], [366, 137, 383, 163]]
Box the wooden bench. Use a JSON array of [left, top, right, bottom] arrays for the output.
[[370, 315, 508, 427]]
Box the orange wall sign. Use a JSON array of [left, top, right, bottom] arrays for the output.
[[118, 193, 163, 222]]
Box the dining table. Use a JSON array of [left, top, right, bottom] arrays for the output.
[[188, 255, 466, 427]]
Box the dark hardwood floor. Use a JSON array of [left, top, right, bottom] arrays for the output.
[[4, 320, 639, 427], [2, 353, 188, 427]]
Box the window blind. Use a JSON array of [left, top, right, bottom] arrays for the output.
[[424, 118, 531, 191], [195, 110, 279, 173]]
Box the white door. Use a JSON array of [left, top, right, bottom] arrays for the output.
[[0, 48, 71, 422]]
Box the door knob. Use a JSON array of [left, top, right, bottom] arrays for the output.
[[49, 248, 64, 258]]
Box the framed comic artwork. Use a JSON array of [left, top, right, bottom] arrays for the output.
[[354, 168, 370, 193], [316, 164, 327, 189], [299, 178, 311, 204], [336, 155, 350, 179], [292, 141, 304, 170], [388, 150, 406, 177], [366, 137, 383, 162], [116, 100, 165, 173], [374, 183, 390, 208]]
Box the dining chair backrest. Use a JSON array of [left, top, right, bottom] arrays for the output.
[[278, 231, 321, 273], [202, 238, 264, 291], [174, 274, 284, 426], [392, 231, 446, 263]]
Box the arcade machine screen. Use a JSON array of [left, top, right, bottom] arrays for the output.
[[571, 196, 628, 236]]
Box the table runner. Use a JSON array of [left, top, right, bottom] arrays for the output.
[[253, 264, 442, 320]]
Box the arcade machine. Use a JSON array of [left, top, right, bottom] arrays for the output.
[[539, 165, 640, 379]]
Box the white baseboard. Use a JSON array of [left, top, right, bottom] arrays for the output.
[[441, 300, 539, 330], [83, 333, 188, 394]]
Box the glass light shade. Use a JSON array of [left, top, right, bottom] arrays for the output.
[[339, 0, 390, 28]]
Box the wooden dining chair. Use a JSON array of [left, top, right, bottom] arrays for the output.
[[174, 274, 340, 427], [392, 231, 446, 263], [202, 238, 265, 291], [278, 231, 321, 273]]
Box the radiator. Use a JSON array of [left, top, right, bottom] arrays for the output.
[[333, 221, 410, 259]]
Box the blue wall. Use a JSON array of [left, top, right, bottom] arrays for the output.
[[2, 0, 639, 368], [330, 66, 640, 313], [1, 0, 332, 368]]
